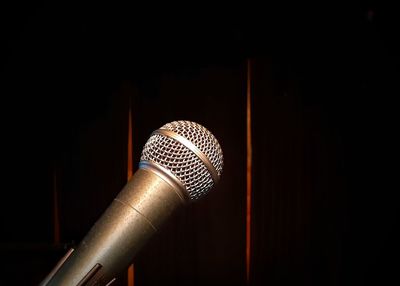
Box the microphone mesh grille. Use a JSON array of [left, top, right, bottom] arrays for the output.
[[141, 121, 223, 201]]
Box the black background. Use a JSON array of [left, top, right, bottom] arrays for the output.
[[1, 2, 398, 285]]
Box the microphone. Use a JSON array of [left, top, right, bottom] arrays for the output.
[[40, 120, 224, 286]]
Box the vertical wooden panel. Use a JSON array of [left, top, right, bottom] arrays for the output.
[[246, 59, 253, 285], [127, 96, 135, 286]]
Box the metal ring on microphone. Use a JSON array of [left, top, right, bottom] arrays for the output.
[[152, 129, 220, 184]]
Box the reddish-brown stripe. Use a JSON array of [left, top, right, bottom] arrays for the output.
[[127, 99, 135, 286], [246, 59, 253, 284]]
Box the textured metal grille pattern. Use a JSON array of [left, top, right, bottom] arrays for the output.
[[141, 121, 224, 201], [160, 121, 224, 177]]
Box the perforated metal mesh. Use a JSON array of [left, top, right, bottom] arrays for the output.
[[140, 121, 224, 201]]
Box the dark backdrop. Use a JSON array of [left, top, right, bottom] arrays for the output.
[[1, 2, 398, 286]]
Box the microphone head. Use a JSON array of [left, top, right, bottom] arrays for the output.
[[140, 120, 223, 201]]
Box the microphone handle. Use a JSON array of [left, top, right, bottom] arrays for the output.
[[41, 167, 185, 286]]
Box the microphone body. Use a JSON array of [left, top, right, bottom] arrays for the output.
[[42, 167, 185, 286], [41, 121, 223, 286]]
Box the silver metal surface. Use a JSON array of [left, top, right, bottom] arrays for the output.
[[152, 129, 219, 184], [160, 121, 223, 177], [141, 121, 224, 200]]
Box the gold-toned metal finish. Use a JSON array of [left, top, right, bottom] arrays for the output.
[[41, 120, 224, 285], [42, 168, 184, 286], [153, 129, 219, 184], [39, 248, 75, 286], [139, 160, 188, 203], [105, 278, 116, 286], [76, 263, 102, 286]]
